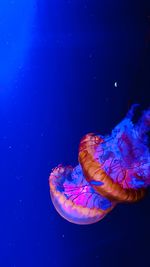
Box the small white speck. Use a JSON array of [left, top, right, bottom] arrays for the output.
[[62, 234, 65, 238], [114, 81, 118, 87]]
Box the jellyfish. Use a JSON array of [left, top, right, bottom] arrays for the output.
[[49, 105, 150, 224], [49, 164, 116, 224]]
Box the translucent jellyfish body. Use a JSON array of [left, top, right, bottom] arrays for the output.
[[49, 165, 115, 224], [49, 105, 150, 224]]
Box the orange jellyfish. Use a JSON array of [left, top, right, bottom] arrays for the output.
[[79, 133, 145, 203], [49, 105, 150, 224], [49, 165, 115, 224], [79, 104, 150, 203]]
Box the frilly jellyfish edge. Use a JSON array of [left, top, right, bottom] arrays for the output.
[[49, 105, 150, 224], [49, 165, 115, 225]]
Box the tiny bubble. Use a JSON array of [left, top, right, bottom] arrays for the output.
[[114, 81, 118, 87]]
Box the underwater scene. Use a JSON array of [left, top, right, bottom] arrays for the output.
[[0, 1, 150, 267]]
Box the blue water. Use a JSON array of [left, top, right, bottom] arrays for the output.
[[0, 1, 150, 266]]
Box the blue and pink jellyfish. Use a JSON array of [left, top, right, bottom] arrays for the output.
[[49, 105, 150, 224]]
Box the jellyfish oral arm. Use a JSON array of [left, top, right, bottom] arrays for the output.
[[49, 106, 150, 225]]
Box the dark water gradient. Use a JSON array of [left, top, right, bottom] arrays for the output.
[[0, 0, 150, 266]]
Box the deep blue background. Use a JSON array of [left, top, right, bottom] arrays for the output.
[[0, 0, 150, 266]]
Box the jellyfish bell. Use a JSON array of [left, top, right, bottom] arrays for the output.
[[49, 105, 150, 224], [49, 165, 115, 225], [78, 105, 150, 203], [79, 133, 145, 202]]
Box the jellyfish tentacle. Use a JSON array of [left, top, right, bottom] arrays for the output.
[[49, 106, 150, 225], [126, 104, 140, 119], [79, 135, 145, 202]]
